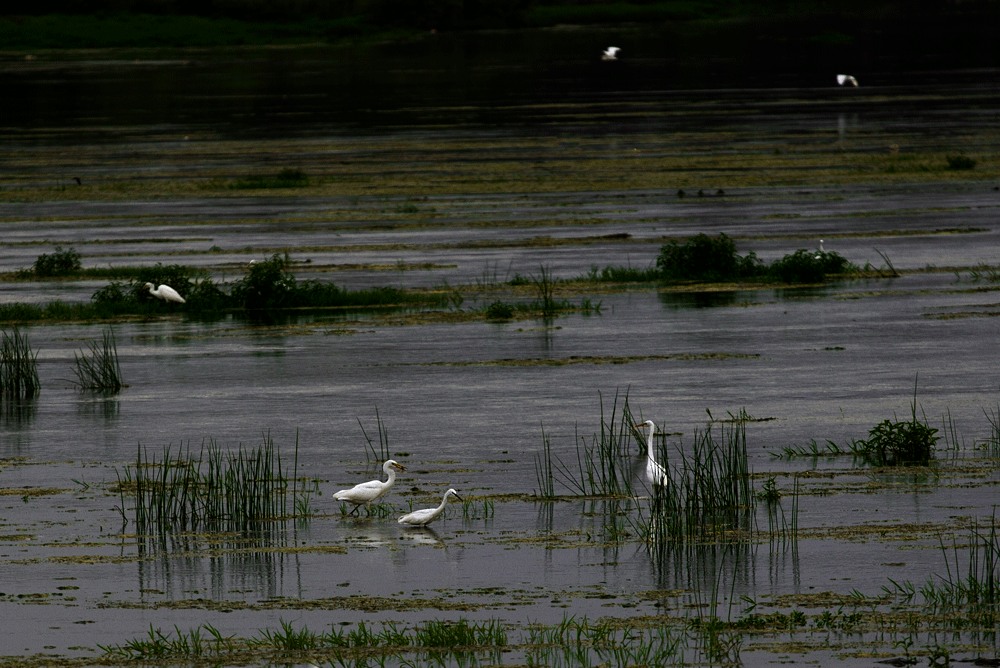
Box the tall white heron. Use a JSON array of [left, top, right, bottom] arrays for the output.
[[398, 488, 462, 527], [144, 282, 186, 303], [635, 420, 669, 487], [333, 459, 405, 514]]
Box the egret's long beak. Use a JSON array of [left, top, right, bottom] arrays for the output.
[[394, 462, 407, 471], [633, 423, 646, 428], [454, 493, 463, 502]]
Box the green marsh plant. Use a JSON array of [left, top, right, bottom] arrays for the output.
[[71, 327, 125, 392], [634, 410, 755, 555], [0, 328, 40, 399], [117, 433, 304, 535], [535, 393, 636, 498]]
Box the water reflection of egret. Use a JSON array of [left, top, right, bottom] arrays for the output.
[[144, 282, 186, 303], [635, 420, 668, 487], [398, 488, 462, 526], [333, 459, 405, 514]]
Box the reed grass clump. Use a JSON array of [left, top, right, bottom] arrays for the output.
[[0, 328, 40, 399], [635, 410, 755, 554], [117, 434, 302, 535], [72, 327, 125, 392], [534, 392, 636, 498]]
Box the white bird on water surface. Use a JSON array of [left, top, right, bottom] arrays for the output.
[[398, 488, 462, 527], [836, 74, 858, 87], [635, 420, 669, 487], [333, 459, 406, 514], [602, 46, 621, 61], [144, 282, 186, 303]]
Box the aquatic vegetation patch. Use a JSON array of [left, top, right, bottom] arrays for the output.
[[70, 328, 125, 392], [0, 328, 40, 400], [116, 433, 309, 536], [428, 352, 759, 367]]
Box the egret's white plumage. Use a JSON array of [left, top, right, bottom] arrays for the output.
[[635, 420, 669, 487], [398, 488, 462, 527], [836, 74, 858, 87], [144, 282, 186, 303], [333, 459, 405, 513], [602, 46, 621, 61]]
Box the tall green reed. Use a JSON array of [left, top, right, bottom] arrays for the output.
[[118, 433, 304, 535], [72, 327, 125, 392], [358, 407, 391, 463], [634, 410, 755, 557], [0, 328, 40, 399], [534, 392, 636, 498]]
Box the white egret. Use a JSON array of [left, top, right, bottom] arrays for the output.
[[635, 420, 669, 487], [602, 46, 621, 61], [144, 282, 186, 304], [333, 459, 405, 514], [836, 74, 858, 87], [398, 488, 462, 527], [814, 239, 825, 259]]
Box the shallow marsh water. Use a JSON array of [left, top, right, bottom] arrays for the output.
[[1, 42, 1000, 665]]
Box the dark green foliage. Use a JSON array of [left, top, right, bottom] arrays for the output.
[[655, 234, 854, 284], [0, 329, 40, 399], [770, 248, 850, 283], [32, 246, 81, 277], [485, 300, 515, 320], [656, 233, 762, 282], [856, 417, 938, 466], [946, 154, 976, 170], [230, 254, 297, 310]]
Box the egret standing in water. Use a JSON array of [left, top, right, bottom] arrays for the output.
[[635, 420, 669, 487], [602, 46, 621, 61], [836, 74, 859, 87], [398, 488, 462, 527], [144, 282, 186, 304], [333, 459, 406, 515]]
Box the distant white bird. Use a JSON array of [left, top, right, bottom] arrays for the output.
[[398, 488, 462, 527], [333, 459, 405, 514], [144, 282, 186, 303], [635, 420, 669, 487], [814, 238, 825, 259], [602, 46, 621, 61], [836, 74, 858, 87]]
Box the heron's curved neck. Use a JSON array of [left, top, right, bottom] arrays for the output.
[[384, 468, 396, 485], [646, 427, 656, 461]]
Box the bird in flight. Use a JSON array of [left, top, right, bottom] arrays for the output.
[[837, 74, 859, 87], [602, 46, 621, 61]]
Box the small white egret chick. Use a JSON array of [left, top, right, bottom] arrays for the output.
[[398, 488, 462, 527], [144, 282, 186, 303], [602, 46, 621, 61], [836, 74, 858, 87], [333, 459, 405, 515], [635, 420, 669, 487]]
